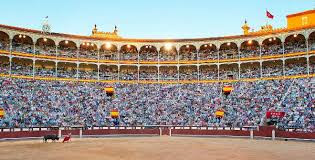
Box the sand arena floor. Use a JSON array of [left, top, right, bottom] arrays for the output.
[[0, 136, 314, 160]]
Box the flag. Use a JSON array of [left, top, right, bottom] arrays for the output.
[[266, 10, 274, 19]]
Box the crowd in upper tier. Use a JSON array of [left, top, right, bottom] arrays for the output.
[[0, 77, 314, 131], [0, 60, 312, 80], [0, 35, 314, 61], [0, 58, 313, 80]]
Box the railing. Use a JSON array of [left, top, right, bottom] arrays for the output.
[[1, 49, 314, 65]]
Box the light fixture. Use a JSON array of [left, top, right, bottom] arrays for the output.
[[273, 37, 276, 40], [23, 35, 26, 38], [105, 42, 111, 49], [83, 43, 86, 46], [227, 42, 231, 46], [19, 35, 22, 38], [127, 44, 131, 48], [204, 44, 208, 47], [44, 38, 47, 42], [269, 38, 272, 42], [248, 40, 252, 44], [65, 40, 69, 44], [165, 43, 172, 51], [294, 34, 297, 38], [186, 45, 189, 48]]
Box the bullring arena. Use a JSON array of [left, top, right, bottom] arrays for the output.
[[1, 1, 315, 159], [0, 126, 315, 160]]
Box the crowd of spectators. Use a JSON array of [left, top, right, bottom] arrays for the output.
[[0, 77, 314, 131]]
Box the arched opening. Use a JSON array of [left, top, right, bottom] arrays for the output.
[[35, 38, 56, 56], [11, 57, 33, 76], [78, 63, 98, 79], [119, 65, 137, 80], [159, 45, 177, 62], [262, 60, 283, 77], [219, 63, 238, 80], [120, 45, 138, 61], [219, 42, 238, 60], [35, 60, 56, 77], [0, 55, 9, 74], [284, 34, 306, 54], [99, 65, 118, 80], [199, 44, 218, 60], [179, 65, 198, 80], [79, 42, 98, 59], [139, 66, 158, 80], [261, 37, 282, 56], [58, 40, 77, 58], [310, 56, 315, 74], [179, 45, 197, 61], [12, 34, 33, 54], [285, 57, 307, 76], [200, 65, 218, 80], [0, 31, 10, 51], [100, 43, 118, 60], [308, 31, 315, 51], [240, 40, 260, 58], [159, 66, 178, 81], [57, 62, 77, 78], [139, 45, 158, 62], [240, 62, 260, 79]]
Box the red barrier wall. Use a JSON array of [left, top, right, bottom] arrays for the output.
[[0, 130, 58, 139], [171, 129, 250, 137], [82, 129, 160, 135], [276, 131, 315, 139], [0, 128, 314, 140]]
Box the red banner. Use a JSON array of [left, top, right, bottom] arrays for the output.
[[266, 111, 285, 119]]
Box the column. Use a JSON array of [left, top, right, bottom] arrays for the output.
[[283, 59, 285, 77], [217, 64, 220, 80], [55, 61, 58, 78], [76, 63, 79, 80], [260, 61, 263, 78], [157, 65, 160, 82], [306, 39, 310, 76], [177, 66, 180, 82], [97, 64, 100, 81], [197, 65, 200, 81], [117, 65, 120, 81], [9, 39, 12, 76], [259, 45, 262, 59], [32, 59, 35, 78], [238, 63, 241, 80], [9, 57, 12, 76], [137, 66, 140, 82]]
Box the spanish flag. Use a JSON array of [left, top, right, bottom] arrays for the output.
[[223, 85, 233, 95], [215, 109, 225, 117], [0, 108, 5, 118], [104, 87, 114, 97], [110, 109, 119, 119]]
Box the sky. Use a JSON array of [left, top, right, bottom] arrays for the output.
[[0, 0, 314, 39]]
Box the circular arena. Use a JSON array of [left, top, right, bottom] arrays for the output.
[[1, 137, 315, 160], [0, 4, 315, 160]]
